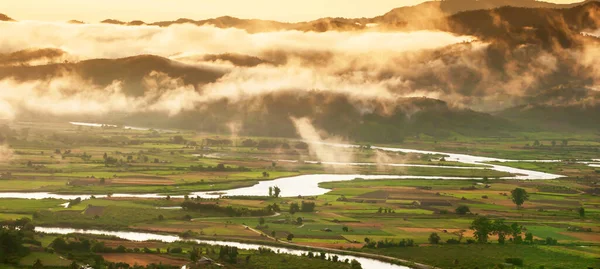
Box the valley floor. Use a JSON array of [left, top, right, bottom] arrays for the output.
[[0, 121, 599, 269]]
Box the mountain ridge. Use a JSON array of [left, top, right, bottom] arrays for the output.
[[0, 13, 13, 21], [3, 0, 598, 33]]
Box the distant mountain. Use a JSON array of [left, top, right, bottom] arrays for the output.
[[100, 19, 147, 26], [3, 0, 597, 33], [100, 19, 125, 25], [3, 1, 600, 137], [375, 0, 591, 25], [0, 13, 13, 21], [500, 104, 600, 131], [0, 54, 225, 96], [0, 48, 67, 66], [94, 0, 598, 32], [176, 53, 273, 67], [0, 51, 518, 140], [94, 95, 518, 141], [498, 84, 600, 130], [443, 1, 600, 48]]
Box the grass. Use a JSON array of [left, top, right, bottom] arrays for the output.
[[0, 199, 67, 213], [31, 205, 228, 229], [19, 252, 72, 267], [359, 244, 600, 269], [1, 121, 599, 269], [0, 180, 67, 191]]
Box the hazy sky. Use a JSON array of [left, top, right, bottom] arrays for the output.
[[0, 0, 584, 22]]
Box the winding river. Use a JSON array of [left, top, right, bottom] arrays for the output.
[[34, 227, 409, 269], [1, 124, 570, 269], [0, 143, 563, 200]]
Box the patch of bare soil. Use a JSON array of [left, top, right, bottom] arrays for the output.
[[102, 253, 188, 266]]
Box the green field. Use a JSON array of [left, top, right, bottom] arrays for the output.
[[0, 121, 599, 269]]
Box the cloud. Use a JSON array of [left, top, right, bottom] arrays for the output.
[[0, 99, 15, 120], [290, 117, 355, 166], [0, 21, 471, 60], [0, 18, 599, 124], [0, 20, 479, 120], [0, 71, 204, 117], [0, 144, 12, 162], [0, 48, 71, 66]]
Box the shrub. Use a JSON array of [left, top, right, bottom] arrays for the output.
[[545, 237, 558, 245], [505, 257, 524, 266], [428, 233, 441, 244], [455, 205, 471, 215], [446, 238, 460, 244]]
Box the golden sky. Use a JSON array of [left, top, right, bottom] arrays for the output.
[[0, 0, 584, 22]]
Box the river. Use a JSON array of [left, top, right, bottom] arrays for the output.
[[2, 124, 572, 269], [0, 142, 564, 200], [34, 227, 410, 269]]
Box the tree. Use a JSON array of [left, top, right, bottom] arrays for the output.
[[0, 227, 27, 263], [533, 140, 540, 147], [189, 247, 200, 262], [300, 201, 316, 212], [510, 188, 529, 208], [562, 139, 568, 147], [289, 202, 300, 215], [273, 186, 281, 198], [69, 261, 79, 269], [428, 232, 441, 244], [525, 232, 534, 244], [551, 140, 556, 147], [172, 135, 186, 144], [259, 217, 265, 226], [455, 205, 471, 215], [116, 245, 126, 253], [271, 231, 276, 238], [470, 217, 493, 243], [578, 207, 585, 218], [268, 187, 273, 197], [492, 219, 511, 244], [510, 223, 523, 243], [296, 217, 303, 225], [350, 259, 363, 269], [287, 233, 294, 241], [342, 226, 349, 232], [218, 246, 238, 263], [545, 237, 558, 245]]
